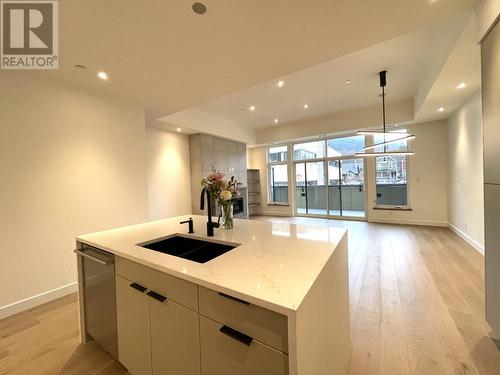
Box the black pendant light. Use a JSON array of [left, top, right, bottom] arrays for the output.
[[355, 71, 415, 157]]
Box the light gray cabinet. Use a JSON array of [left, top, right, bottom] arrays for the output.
[[116, 275, 152, 375], [115, 257, 289, 375], [116, 273, 201, 375], [198, 286, 288, 353], [199, 316, 289, 375], [482, 19, 500, 185], [482, 17, 500, 339], [485, 184, 500, 336], [150, 296, 200, 375]]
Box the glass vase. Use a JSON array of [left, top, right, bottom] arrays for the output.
[[220, 202, 234, 229]]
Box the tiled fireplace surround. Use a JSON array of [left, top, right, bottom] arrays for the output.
[[189, 134, 248, 219]]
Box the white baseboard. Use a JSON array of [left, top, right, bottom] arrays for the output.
[[261, 211, 293, 217], [448, 223, 485, 255], [0, 282, 78, 320], [368, 217, 448, 227]]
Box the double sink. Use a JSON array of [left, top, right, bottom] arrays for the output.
[[138, 235, 239, 264]]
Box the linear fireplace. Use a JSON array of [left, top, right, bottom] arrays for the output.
[[233, 197, 244, 215]]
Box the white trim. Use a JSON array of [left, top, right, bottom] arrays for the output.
[[261, 211, 292, 217], [448, 223, 485, 255], [0, 282, 77, 320], [368, 217, 447, 227]]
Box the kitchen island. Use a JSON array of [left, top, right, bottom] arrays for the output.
[[76, 215, 350, 375]]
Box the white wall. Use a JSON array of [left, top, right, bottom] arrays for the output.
[[255, 99, 413, 145], [447, 92, 484, 252], [0, 74, 192, 317], [367, 120, 449, 226], [147, 127, 192, 220]]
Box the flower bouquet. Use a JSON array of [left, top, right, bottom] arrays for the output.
[[201, 168, 241, 229]]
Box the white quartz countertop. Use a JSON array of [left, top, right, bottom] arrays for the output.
[[76, 215, 347, 316]]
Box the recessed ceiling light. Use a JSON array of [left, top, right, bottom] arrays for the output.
[[192, 2, 207, 14], [274, 118, 279, 124], [456, 82, 466, 89], [74, 64, 87, 70], [437, 107, 445, 112], [249, 105, 256, 111], [176, 127, 182, 132], [97, 71, 108, 80], [303, 104, 309, 109], [345, 80, 352, 84], [276, 80, 285, 88]]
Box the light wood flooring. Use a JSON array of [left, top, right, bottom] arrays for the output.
[[1, 216, 499, 375]]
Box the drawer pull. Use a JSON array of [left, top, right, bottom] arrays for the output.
[[219, 325, 253, 346], [129, 283, 147, 293], [147, 290, 167, 303], [218, 292, 250, 305]]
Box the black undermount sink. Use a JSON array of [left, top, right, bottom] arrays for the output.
[[138, 235, 238, 264]]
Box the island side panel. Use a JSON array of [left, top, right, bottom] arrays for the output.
[[76, 241, 90, 343], [287, 313, 298, 375], [294, 234, 351, 374]]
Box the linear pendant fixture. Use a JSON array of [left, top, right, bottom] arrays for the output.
[[355, 71, 415, 157], [363, 134, 415, 150]]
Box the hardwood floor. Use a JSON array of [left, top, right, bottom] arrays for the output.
[[1, 217, 499, 375]]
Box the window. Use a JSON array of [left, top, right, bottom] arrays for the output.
[[269, 164, 288, 204], [374, 130, 408, 152], [293, 140, 325, 160], [268, 145, 288, 162], [327, 135, 365, 157], [374, 131, 409, 207], [267, 145, 289, 204]]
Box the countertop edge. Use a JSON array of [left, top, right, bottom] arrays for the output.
[[76, 237, 301, 317]]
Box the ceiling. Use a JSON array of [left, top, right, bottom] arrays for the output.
[[5, 0, 481, 143], [415, 14, 481, 122], [193, 13, 472, 129], [35, 0, 477, 117]]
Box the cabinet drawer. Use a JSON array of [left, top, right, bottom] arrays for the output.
[[116, 257, 198, 311], [200, 316, 288, 375], [198, 286, 288, 353]]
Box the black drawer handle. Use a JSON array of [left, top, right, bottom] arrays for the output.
[[218, 292, 250, 305], [129, 283, 147, 293], [219, 325, 253, 346], [147, 290, 167, 303]]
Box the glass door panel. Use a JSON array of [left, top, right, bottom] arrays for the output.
[[295, 163, 307, 214], [295, 162, 327, 215], [327, 161, 341, 216], [305, 161, 327, 215], [340, 158, 365, 217]]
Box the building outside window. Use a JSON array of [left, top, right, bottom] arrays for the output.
[[267, 145, 289, 204], [374, 131, 410, 207], [293, 140, 326, 161]]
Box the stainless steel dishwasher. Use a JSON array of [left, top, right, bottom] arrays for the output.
[[75, 245, 118, 360]]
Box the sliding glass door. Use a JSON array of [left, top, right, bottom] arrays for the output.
[[337, 158, 365, 217], [296, 158, 365, 218], [292, 135, 366, 219], [295, 161, 327, 215], [327, 161, 341, 216]]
